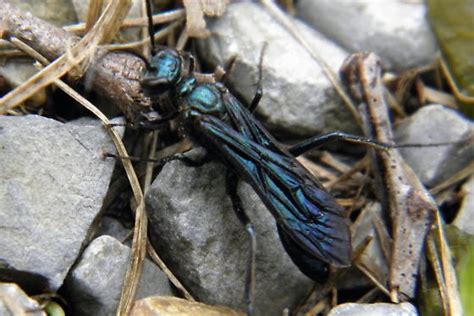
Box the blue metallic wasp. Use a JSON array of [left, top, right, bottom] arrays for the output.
[[135, 1, 385, 313]]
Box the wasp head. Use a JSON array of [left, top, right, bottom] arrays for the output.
[[142, 48, 183, 94]]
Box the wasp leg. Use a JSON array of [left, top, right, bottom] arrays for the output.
[[106, 111, 179, 132], [216, 54, 238, 84], [289, 131, 392, 157], [247, 43, 268, 114], [103, 151, 212, 168], [248, 88, 262, 114], [226, 171, 256, 316]]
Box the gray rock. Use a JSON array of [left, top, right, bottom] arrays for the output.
[[328, 302, 418, 316], [0, 60, 45, 107], [95, 215, 131, 243], [296, 0, 437, 70], [0, 115, 121, 291], [0, 283, 45, 316], [197, 2, 355, 137], [452, 176, 474, 235], [65, 235, 173, 316], [146, 151, 313, 315], [394, 104, 474, 187], [340, 202, 388, 290]]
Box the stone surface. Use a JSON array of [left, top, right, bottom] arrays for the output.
[[328, 302, 418, 316], [453, 176, 474, 235], [197, 2, 354, 137], [0, 283, 46, 316], [296, 0, 437, 70], [0, 115, 121, 291], [340, 202, 389, 290], [64, 235, 173, 316], [146, 150, 314, 315], [0, 60, 46, 107], [95, 215, 132, 243], [394, 104, 474, 187]]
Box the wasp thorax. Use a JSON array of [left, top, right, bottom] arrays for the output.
[[181, 81, 225, 117]]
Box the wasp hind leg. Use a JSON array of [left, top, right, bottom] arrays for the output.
[[226, 171, 256, 316], [103, 150, 212, 170], [288, 131, 391, 157]]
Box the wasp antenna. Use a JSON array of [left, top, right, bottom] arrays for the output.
[[145, 0, 156, 54], [257, 42, 268, 85]]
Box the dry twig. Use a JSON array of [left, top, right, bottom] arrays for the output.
[[340, 52, 439, 301], [0, 0, 152, 121]]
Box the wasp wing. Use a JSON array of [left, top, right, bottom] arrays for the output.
[[222, 92, 278, 151], [194, 114, 351, 267]]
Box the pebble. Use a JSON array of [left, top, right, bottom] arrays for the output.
[[64, 235, 173, 316], [296, 0, 438, 70], [328, 302, 418, 316], [394, 104, 474, 188], [452, 176, 474, 235]]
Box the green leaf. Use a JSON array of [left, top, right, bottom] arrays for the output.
[[427, 0, 474, 116]]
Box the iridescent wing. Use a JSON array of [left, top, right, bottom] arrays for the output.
[[193, 113, 351, 267]]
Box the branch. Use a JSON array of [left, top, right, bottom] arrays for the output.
[[0, 0, 152, 121]]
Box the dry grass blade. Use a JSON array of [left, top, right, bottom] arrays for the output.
[[64, 10, 186, 33], [0, 0, 132, 114], [298, 156, 338, 182], [118, 201, 147, 316], [320, 151, 351, 173], [303, 298, 328, 316], [201, 0, 229, 16], [183, 0, 210, 38], [430, 160, 474, 195], [182, 0, 229, 38], [355, 262, 391, 298], [176, 26, 190, 51], [423, 86, 458, 109], [103, 20, 183, 51], [426, 233, 450, 315], [356, 287, 380, 303], [440, 59, 474, 105], [125, 9, 186, 27], [260, 0, 362, 127], [147, 244, 195, 301], [85, 0, 105, 33], [434, 211, 463, 315], [326, 154, 369, 189]]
